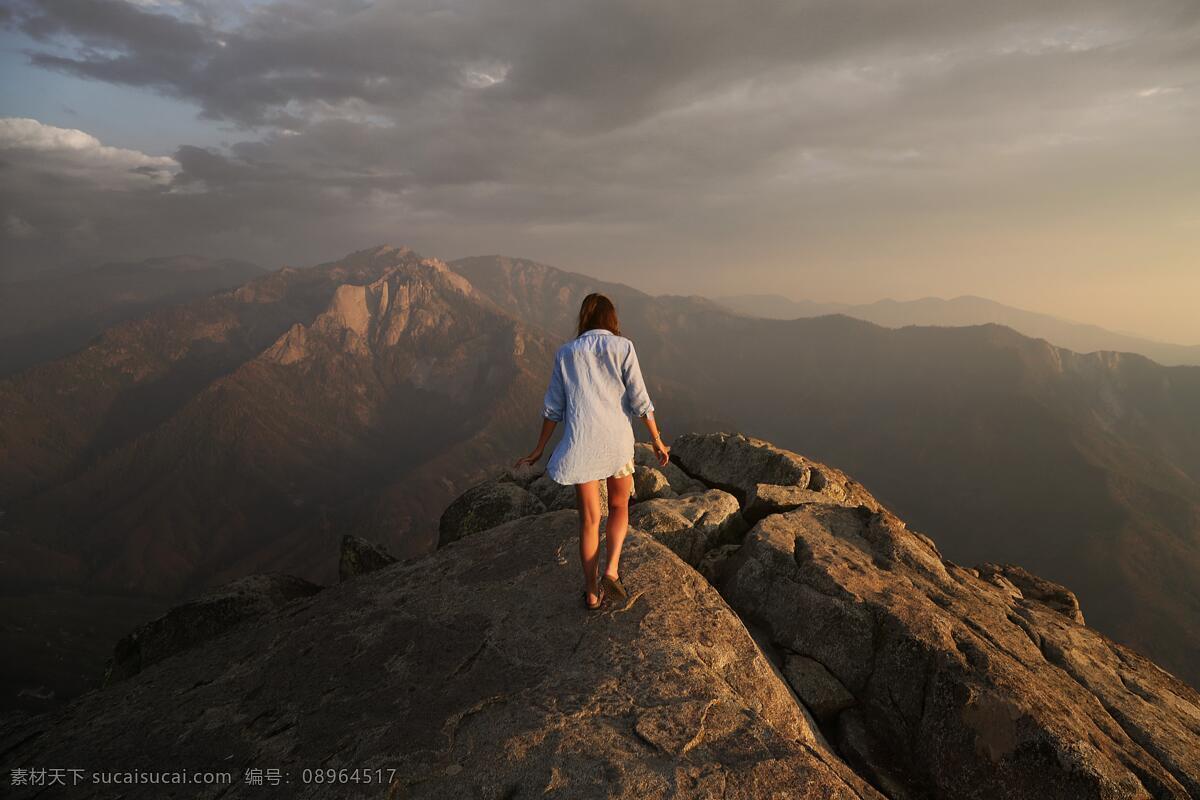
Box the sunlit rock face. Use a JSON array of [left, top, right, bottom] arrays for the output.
[[2, 445, 1198, 795], [442, 431, 1200, 799]]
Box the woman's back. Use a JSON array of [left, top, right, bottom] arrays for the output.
[[543, 328, 654, 484]]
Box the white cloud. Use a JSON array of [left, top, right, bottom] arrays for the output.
[[1138, 86, 1182, 98], [0, 117, 179, 189], [460, 62, 511, 89]]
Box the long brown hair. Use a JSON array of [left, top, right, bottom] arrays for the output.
[[576, 292, 621, 337]]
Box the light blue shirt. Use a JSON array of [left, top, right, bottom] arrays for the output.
[[542, 328, 655, 485]]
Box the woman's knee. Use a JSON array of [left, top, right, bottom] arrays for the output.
[[606, 480, 632, 515], [575, 481, 603, 523], [578, 505, 603, 527]]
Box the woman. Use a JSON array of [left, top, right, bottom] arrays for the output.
[[515, 293, 670, 610]]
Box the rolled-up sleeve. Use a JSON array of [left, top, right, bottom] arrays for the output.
[[542, 352, 566, 422], [621, 341, 655, 418]]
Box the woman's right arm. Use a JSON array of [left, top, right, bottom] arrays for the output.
[[621, 341, 670, 466], [640, 410, 670, 467]]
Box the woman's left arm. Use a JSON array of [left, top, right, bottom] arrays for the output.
[[621, 341, 669, 465]]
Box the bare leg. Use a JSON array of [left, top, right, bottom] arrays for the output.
[[575, 480, 603, 605], [603, 474, 633, 580]]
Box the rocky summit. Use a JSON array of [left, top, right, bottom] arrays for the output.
[[2, 433, 1198, 799]]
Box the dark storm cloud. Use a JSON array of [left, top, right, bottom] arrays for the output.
[[12, 1, 1197, 134], [3, 0, 1199, 340]]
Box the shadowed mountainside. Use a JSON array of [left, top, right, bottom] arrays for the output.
[[1, 246, 552, 597], [0, 255, 265, 377], [717, 293, 1200, 367], [0, 246, 558, 711]]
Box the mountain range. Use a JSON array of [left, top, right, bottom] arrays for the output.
[[1, 246, 1197, 712], [0, 255, 265, 376], [717, 293, 1200, 367]]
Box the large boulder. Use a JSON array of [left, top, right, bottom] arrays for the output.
[[977, 562, 1085, 624], [338, 534, 398, 581], [671, 432, 880, 520], [527, 472, 576, 510], [631, 465, 674, 501], [672, 431, 812, 493], [2, 510, 881, 800], [634, 442, 707, 494], [102, 572, 323, 684], [438, 478, 545, 545], [628, 489, 746, 566], [719, 502, 1200, 799]]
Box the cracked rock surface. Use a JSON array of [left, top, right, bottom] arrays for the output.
[[671, 432, 881, 522], [0, 508, 880, 800], [103, 572, 324, 684], [4, 431, 1197, 800], [706, 447, 1200, 798], [628, 490, 746, 567]]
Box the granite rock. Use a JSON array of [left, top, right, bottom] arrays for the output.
[[3, 510, 881, 800], [628, 489, 746, 566], [102, 572, 323, 685], [438, 478, 546, 545], [720, 502, 1200, 798], [338, 534, 398, 581]]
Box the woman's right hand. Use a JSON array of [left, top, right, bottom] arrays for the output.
[[514, 448, 543, 468], [652, 437, 670, 467]]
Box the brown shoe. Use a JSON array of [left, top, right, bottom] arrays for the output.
[[583, 585, 606, 611], [601, 573, 627, 601]]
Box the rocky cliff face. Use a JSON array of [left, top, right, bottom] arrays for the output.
[[3, 433, 1196, 799]]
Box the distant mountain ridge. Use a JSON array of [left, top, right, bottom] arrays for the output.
[[0, 254, 266, 376], [717, 292, 1200, 366]]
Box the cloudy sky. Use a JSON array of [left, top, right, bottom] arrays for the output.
[[2, 0, 1198, 342]]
